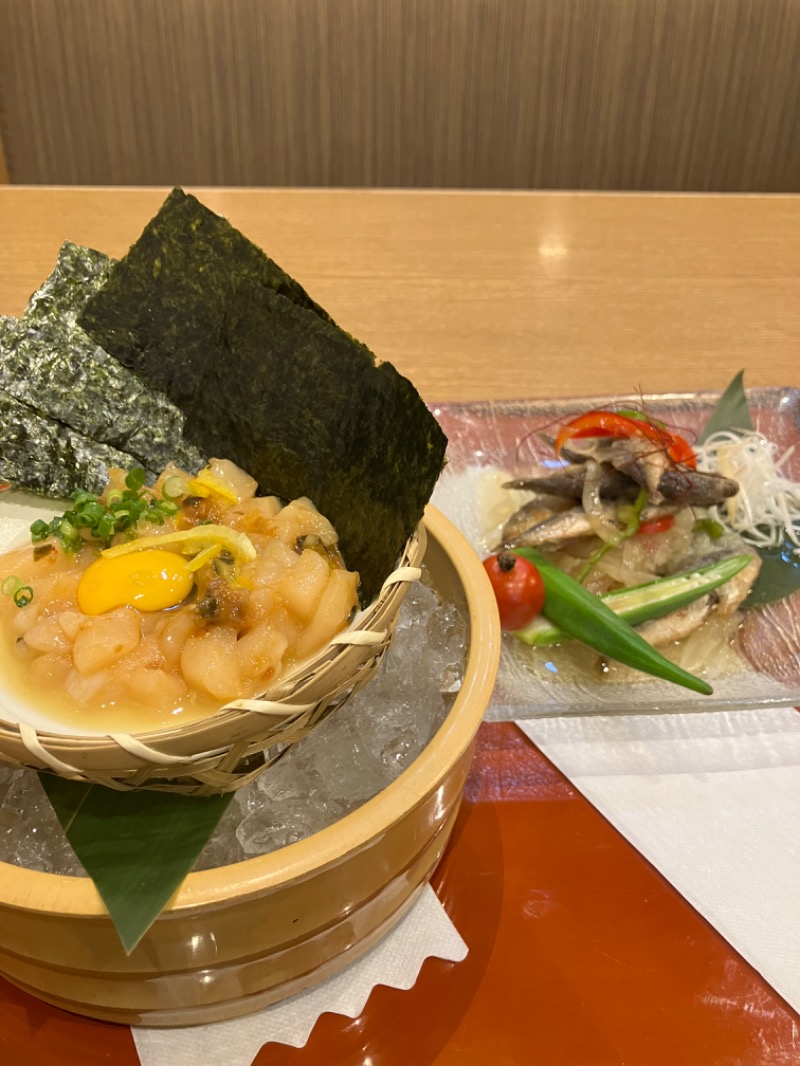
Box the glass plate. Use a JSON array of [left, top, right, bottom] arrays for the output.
[[431, 387, 800, 719]]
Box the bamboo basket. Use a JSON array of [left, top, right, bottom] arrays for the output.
[[0, 520, 426, 795], [0, 505, 501, 1026]]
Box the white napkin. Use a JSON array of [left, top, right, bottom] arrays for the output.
[[515, 707, 800, 1011], [132, 884, 467, 1065]]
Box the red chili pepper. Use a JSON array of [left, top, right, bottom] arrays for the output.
[[554, 411, 696, 469], [636, 514, 675, 536]]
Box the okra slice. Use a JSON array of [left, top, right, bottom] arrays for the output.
[[511, 547, 719, 695], [515, 553, 753, 647]]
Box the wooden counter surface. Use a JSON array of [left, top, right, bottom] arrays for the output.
[[1, 187, 798, 401]]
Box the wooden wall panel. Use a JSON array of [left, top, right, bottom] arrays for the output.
[[0, 0, 798, 190]]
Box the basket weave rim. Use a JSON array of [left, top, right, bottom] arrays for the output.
[[0, 527, 425, 781]]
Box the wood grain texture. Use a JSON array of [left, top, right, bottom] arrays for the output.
[[0, 0, 798, 190], [1, 187, 798, 402]]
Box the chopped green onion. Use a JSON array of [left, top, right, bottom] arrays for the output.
[[125, 468, 146, 491], [96, 513, 117, 541], [2, 575, 22, 597], [162, 475, 188, 501], [27, 468, 186, 553], [13, 586, 33, 608], [72, 491, 99, 508]]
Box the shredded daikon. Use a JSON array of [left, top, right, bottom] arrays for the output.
[[694, 430, 800, 552]]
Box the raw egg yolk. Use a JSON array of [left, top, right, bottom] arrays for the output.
[[77, 550, 194, 615]]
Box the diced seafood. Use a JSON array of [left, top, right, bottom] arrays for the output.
[[0, 459, 360, 730]]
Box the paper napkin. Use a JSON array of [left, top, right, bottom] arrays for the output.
[[132, 884, 467, 1066], [516, 707, 800, 1012]]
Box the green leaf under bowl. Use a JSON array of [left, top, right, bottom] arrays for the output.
[[40, 774, 233, 953]]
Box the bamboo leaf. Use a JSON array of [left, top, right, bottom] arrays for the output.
[[40, 774, 233, 953], [742, 543, 800, 608], [698, 369, 753, 443]]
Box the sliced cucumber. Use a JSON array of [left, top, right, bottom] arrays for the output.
[[514, 553, 753, 647]]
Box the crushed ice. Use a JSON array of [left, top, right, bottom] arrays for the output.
[[0, 570, 467, 875]]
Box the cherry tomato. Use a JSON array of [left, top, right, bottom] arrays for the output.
[[554, 410, 696, 469], [636, 514, 675, 536], [483, 552, 545, 630]]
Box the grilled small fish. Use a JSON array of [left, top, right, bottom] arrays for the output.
[[504, 464, 638, 500], [499, 501, 679, 549], [506, 444, 738, 509], [635, 550, 760, 646], [635, 595, 718, 646]]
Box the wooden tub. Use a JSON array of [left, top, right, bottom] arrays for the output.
[[0, 505, 500, 1026]]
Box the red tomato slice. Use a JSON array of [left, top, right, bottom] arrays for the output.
[[482, 553, 545, 631]]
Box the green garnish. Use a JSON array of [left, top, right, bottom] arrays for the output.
[[29, 467, 183, 553], [576, 489, 648, 583], [125, 467, 146, 491], [516, 554, 752, 647], [693, 517, 725, 541], [1, 576, 33, 608], [615, 408, 671, 431], [1, 576, 22, 597], [512, 546, 713, 695], [162, 475, 188, 501]]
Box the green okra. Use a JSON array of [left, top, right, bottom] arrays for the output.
[[516, 553, 752, 647], [511, 547, 715, 696]]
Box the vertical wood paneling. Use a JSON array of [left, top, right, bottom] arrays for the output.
[[0, 0, 798, 189]]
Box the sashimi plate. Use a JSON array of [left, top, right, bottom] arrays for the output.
[[431, 387, 800, 719]]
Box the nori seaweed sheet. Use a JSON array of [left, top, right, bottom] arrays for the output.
[[0, 390, 140, 498], [79, 191, 447, 603], [0, 242, 204, 477], [23, 240, 112, 328], [79, 188, 333, 405]]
